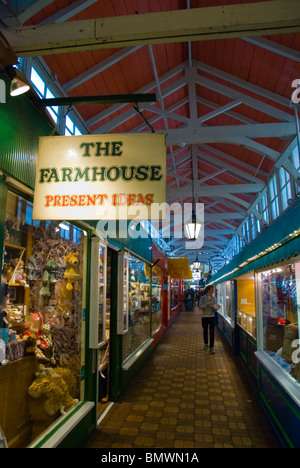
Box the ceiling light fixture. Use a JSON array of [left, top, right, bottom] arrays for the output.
[[185, 209, 202, 241], [184, 145, 201, 241], [192, 252, 201, 271], [10, 76, 30, 97], [4, 65, 30, 97]]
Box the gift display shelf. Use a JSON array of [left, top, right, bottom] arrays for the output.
[[0, 355, 37, 448]]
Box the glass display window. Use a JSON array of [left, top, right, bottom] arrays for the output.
[[216, 281, 234, 327], [0, 191, 87, 447], [167, 276, 171, 322], [90, 239, 107, 348], [171, 279, 179, 309], [98, 245, 107, 344], [121, 253, 150, 363], [97, 247, 112, 415], [151, 266, 163, 336], [236, 272, 256, 338], [257, 260, 300, 383]]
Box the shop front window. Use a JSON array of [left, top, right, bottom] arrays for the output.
[[258, 261, 300, 382], [171, 279, 179, 309], [122, 254, 150, 362], [216, 281, 234, 326], [236, 273, 256, 338], [0, 191, 86, 447], [97, 246, 111, 413], [151, 266, 163, 336]]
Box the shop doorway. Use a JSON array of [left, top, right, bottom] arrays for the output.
[[97, 247, 112, 419]]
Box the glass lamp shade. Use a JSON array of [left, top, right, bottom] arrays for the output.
[[184, 212, 201, 240], [10, 77, 30, 97], [192, 253, 201, 270]]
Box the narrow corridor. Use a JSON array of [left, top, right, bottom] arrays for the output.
[[86, 309, 280, 449]]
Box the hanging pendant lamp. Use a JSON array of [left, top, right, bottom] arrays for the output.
[[184, 146, 201, 240], [185, 208, 202, 241]]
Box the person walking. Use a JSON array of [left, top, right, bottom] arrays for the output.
[[199, 285, 218, 354], [185, 287, 193, 311]]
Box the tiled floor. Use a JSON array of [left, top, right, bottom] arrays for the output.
[[85, 309, 281, 449]]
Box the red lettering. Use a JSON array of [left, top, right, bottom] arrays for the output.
[[119, 194, 128, 206], [78, 195, 85, 206], [70, 195, 77, 206], [145, 193, 154, 205], [45, 195, 54, 207], [112, 194, 118, 206], [62, 195, 69, 207], [128, 194, 136, 206], [54, 195, 61, 207], [87, 195, 97, 206], [97, 194, 108, 205], [136, 193, 145, 204]]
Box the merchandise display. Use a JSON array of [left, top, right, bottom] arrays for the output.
[[151, 266, 163, 335], [171, 279, 179, 309], [216, 281, 234, 327], [28, 364, 78, 416], [97, 245, 107, 346], [258, 262, 300, 383], [106, 252, 111, 342], [236, 275, 256, 338], [122, 254, 150, 362], [0, 191, 86, 447], [98, 248, 111, 410], [238, 310, 256, 336]]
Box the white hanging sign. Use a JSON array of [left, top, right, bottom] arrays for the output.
[[33, 133, 166, 221]]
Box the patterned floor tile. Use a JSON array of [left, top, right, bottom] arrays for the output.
[[85, 309, 281, 449]]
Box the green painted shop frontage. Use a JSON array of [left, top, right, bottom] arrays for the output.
[[211, 200, 300, 448], [0, 90, 183, 448]]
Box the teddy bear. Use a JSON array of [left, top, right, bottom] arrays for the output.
[[23, 333, 37, 355], [4, 263, 13, 283], [64, 252, 80, 291], [23, 330, 53, 363], [28, 364, 78, 416]]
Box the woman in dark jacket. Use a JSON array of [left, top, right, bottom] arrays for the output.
[[199, 285, 219, 354]]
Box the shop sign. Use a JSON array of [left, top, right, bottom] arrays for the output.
[[33, 134, 166, 221], [209, 255, 226, 271], [167, 258, 193, 279]]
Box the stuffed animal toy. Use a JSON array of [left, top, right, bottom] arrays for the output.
[[11, 258, 29, 288], [28, 365, 78, 416], [64, 252, 80, 291], [47, 260, 58, 284], [4, 264, 13, 283], [23, 321, 50, 362], [23, 333, 37, 355], [27, 256, 38, 281], [40, 259, 58, 297], [54, 367, 77, 398]]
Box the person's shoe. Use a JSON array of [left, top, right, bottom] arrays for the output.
[[210, 348, 215, 354], [204, 345, 209, 350]]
